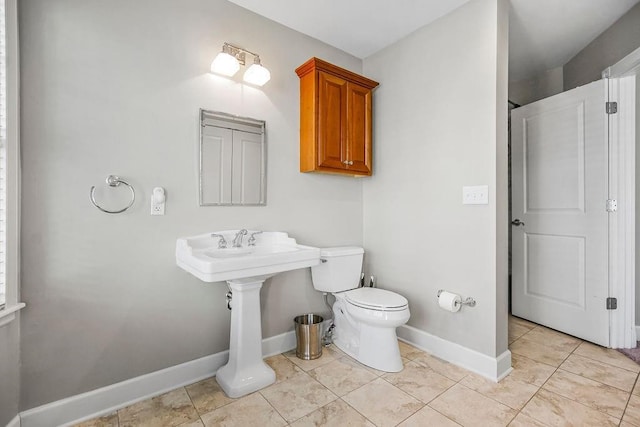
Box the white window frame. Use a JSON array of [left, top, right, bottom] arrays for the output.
[[0, 0, 24, 327]]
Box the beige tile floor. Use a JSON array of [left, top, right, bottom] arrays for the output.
[[76, 316, 640, 427]]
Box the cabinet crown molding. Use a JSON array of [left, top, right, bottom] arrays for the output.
[[295, 57, 379, 90]]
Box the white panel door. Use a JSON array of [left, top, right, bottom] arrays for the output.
[[511, 80, 609, 346]]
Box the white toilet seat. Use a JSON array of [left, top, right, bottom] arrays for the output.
[[344, 287, 408, 312]]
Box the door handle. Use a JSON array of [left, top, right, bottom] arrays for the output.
[[511, 219, 525, 227]]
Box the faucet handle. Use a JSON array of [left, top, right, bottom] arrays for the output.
[[248, 231, 263, 246], [211, 233, 227, 249]]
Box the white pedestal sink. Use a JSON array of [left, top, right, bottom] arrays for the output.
[[176, 231, 320, 398]]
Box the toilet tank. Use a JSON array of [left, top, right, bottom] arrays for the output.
[[311, 246, 364, 292]]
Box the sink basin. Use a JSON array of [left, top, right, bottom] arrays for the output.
[[204, 247, 254, 259], [176, 230, 320, 282], [176, 230, 320, 398]]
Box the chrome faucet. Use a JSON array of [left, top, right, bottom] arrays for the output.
[[232, 229, 248, 247]]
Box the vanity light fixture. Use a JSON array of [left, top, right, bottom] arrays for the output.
[[244, 56, 271, 86], [210, 42, 271, 86], [210, 43, 241, 77]]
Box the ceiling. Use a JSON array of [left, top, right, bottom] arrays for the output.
[[228, 0, 640, 82]]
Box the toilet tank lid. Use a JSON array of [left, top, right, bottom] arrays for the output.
[[320, 246, 364, 257]]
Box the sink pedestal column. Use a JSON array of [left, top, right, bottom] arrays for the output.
[[216, 278, 276, 398]]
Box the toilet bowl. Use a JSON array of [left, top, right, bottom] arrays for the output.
[[311, 247, 410, 372]]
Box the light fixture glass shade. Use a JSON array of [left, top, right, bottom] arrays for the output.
[[211, 52, 240, 77], [243, 63, 271, 86]]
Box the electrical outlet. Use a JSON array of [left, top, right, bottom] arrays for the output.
[[462, 185, 489, 205], [151, 187, 166, 215], [151, 203, 165, 215]]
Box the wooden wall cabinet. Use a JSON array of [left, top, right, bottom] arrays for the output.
[[295, 57, 379, 176]]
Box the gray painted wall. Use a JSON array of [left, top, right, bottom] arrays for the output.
[[362, 0, 509, 358], [508, 67, 563, 106], [564, 1, 640, 90], [495, 0, 510, 357], [19, 0, 365, 410], [0, 317, 20, 425]]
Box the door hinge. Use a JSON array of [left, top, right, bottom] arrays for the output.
[[606, 101, 618, 114], [606, 199, 618, 212], [606, 297, 617, 310]]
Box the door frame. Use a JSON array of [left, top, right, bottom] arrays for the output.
[[603, 46, 639, 348]]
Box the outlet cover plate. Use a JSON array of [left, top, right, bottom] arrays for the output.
[[151, 198, 165, 215]]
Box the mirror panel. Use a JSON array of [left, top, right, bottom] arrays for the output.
[[200, 110, 266, 206]]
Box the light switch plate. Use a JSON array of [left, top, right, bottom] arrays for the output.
[[463, 185, 489, 205]]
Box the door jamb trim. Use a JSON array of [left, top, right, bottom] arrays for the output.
[[605, 74, 636, 348]]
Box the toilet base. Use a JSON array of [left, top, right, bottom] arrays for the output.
[[333, 299, 406, 372], [334, 329, 404, 372]]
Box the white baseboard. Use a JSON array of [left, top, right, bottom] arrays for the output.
[[398, 324, 512, 382], [20, 328, 301, 427], [6, 415, 20, 427], [635, 326, 640, 343]]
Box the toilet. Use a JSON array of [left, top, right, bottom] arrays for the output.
[[311, 246, 410, 372]]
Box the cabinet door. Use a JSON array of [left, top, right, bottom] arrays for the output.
[[201, 125, 233, 204], [346, 82, 372, 174], [317, 71, 347, 170], [231, 130, 265, 205]]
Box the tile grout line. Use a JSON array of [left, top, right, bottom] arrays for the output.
[[505, 324, 580, 426], [619, 371, 640, 426], [181, 385, 205, 426], [449, 381, 520, 425], [521, 331, 631, 425], [391, 405, 427, 427], [558, 361, 637, 394], [338, 396, 384, 427], [570, 342, 640, 376], [334, 373, 403, 426], [370, 372, 427, 426], [425, 404, 464, 427], [256, 387, 290, 426], [399, 346, 469, 426], [406, 344, 514, 426], [116, 403, 122, 427], [275, 359, 342, 425], [407, 343, 501, 426], [515, 340, 638, 394], [555, 339, 634, 422], [314, 344, 448, 426]]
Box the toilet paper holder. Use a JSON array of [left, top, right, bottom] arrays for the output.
[[437, 290, 476, 308]]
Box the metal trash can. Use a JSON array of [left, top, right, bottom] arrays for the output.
[[294, 314, 324, 360]]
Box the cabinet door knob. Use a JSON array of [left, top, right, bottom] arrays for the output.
[[343, 160, 353, 166]]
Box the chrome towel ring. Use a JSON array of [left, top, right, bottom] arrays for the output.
[[90, 175, 136, 214]]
